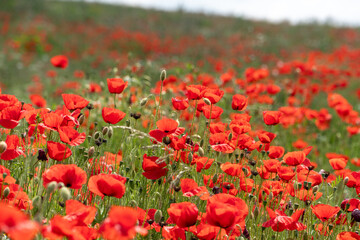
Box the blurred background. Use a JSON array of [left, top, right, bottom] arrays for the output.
[[82, 0, 360, 26]]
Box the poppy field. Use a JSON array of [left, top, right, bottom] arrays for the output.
[[2, 1, 360, 239]]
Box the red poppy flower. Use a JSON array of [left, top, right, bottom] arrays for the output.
[[283, 151, 306, 166], [311, 204, 340, 222], [47, 141, 72, 161], [329, 158, 348, 170], [51, 55, 68, 68], [142, 154, 168, 180], [180, 178, 210, 200], [30, 94, 46, 108], [257, 130, 276, 144], [185, 85, 206, 100], [58, 126, 86, 146], [1, 135, 25, 160], [0, 203, 39, 240], [100, 207, 147, 240], [42, 215, 90, 240], [268, 146, 285, 159], [262, 208, 306, 232], [206, 193, 248, 229], [102, 107, 126, 124], [202, 88, 224, 104], [156, 118, 178, 135], [88, 173, 126, 199], [65, 200, 97, 226], [107, 78, 128, 94], [341, 199, 360, 212], [42, 164, 87, 189], [336, 232, 360, 240], [263, 111, 282, 125], [167, 202, 198, 228], [62, 94, 89, 111], [0, 105, 22, 129], [232, 94, 248, 111], [202, 105, 223, 119], [171, 97, 189, 110], [277, 166, 296, 181]]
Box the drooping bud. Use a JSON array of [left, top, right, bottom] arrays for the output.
[[102, 127, 108, 136], [140, 98, 148, 106], [108, 126, 113, 138], [78, 114, 85, 125], [59, 187, 71, 201], [203, 98, 211, 105], [154, 209, 163, 224], [0, 141, 7, 154], [88, 146, 95, 157], [32, 196, 42, 208], [188, 152, 193, 164], [46, 181, 58, 195], [198, 147, 204, 157]]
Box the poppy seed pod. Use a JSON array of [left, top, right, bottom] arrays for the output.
[[0, 141, 7, 153]]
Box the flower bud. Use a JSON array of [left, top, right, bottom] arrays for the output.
[[59, 187, 71, 201], [154, 209, 163, 224], [32, 196, 42, 208], [46, 181, 57, 195], [188, 152, 193, 164], [198, 147, 204, 157], [203, 98, 211, 105], [108, 126, 113, 138], [102, 127, 109, 136], [88, 146, 95, 157], [140, 98, 148, 106], [3, 187, 10, 198], [160, 69, 166, 81], [93, 131, 101, 140], [78, 114, 85, 125], [0, 141, 7, 154]]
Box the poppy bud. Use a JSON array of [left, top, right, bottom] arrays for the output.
[[0, 141, 7, 153], [188, 152, 193, 164], [88, 146, 95, 157], [312, 185, 318, 194], [102, 127, 109, 136], [32, 196, 42, 208], [59, 187, 71, 201], [200, 139, 204, 147], [344, 177, 349, 185], [352, 209, 360, 222], [46, 181, 58, 195], [162, 136, 172, 145], [93, 131, 101, 140], [253, 206, 259, 219], [129, 200, 138, 207], [108, 126, 113, 138], [212, 174, 218, 183], [154, 209, 163, 224], [78, 114, 85, 125], [160, 69, 166, 81], [228, 132, 233, 141], [203, 98, 211, 105], [3, 187, 10, 198], [198, 147, 204, 157], [268, 192, 273, 200], [140, 98, 148, 106]]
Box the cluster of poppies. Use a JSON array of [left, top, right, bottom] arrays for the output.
[[2, 5, 360, 240]]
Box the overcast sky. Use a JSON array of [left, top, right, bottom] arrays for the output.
[[84, 0, 360, 26]]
